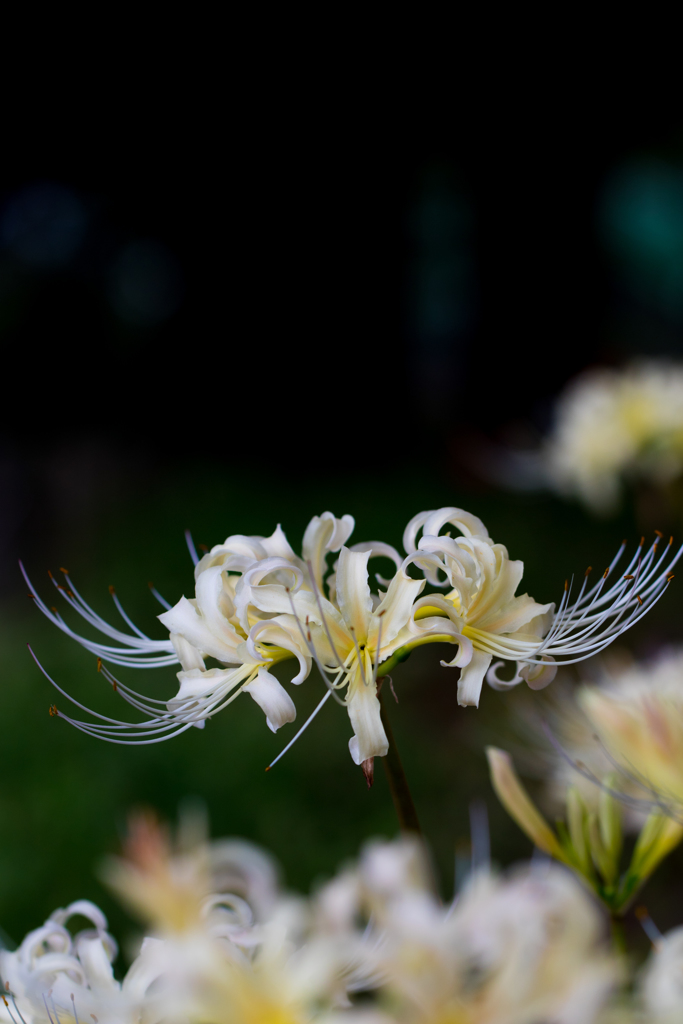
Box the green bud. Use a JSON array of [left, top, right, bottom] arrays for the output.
[[566, 786, 591, 875], [598, 774, 622, 868], [588, 811, 617, 885], [630, 811, 683, 883]]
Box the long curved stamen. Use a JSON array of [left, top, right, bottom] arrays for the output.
[[265, 690, 333, 771], [185, 528, 200, 566], [373, 611, 384, 684], [305, 561, 347, 672], [1, 993, 25, 1024], [347, 627, 368, 687], [284, 589, 346, 705], [636, 906, 663, 947], [20, 562, 176, 669], [29, 646, 243, 743], [148, 582, 172, 610], [41, 994, 56, 1024], [109, 585, 152, 640], [466, 537, 681, 670]]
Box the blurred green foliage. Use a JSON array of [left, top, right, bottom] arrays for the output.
[[2, 460, 682, 960]]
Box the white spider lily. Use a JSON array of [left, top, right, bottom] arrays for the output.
[[0, 900, 147, 1024], [245, 546, 431, 765], [191, 510, 355, 600], [27, 610, 310, 745], [21, 513, 353, 744], [404, 507, 682, 707]]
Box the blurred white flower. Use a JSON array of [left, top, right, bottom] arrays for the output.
[[107, 812, 359, 1024], [640, 924, 683, 1023], [578, 648, 683, 821], [544, 360, 683, 515], [317, 835, 619, 1024], [0, 899, 146, 1024], [0, 822, 630, 1024]]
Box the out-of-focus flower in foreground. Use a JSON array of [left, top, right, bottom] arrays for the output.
[[544, 360, 683, 515], [486, 746, 683, 916], [23, 506, 680, 766], [0, 899, 145, 1023], [0, 823, 622, 1024], [321, 835, 619, 1024], [640, 922, 683, 1023]]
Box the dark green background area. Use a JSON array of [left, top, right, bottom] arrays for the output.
[[2, 459, 680, 962]]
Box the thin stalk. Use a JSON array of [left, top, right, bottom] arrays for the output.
[[378, 685, 421, 834]]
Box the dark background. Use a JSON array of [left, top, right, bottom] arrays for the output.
[[3, 92, 683, 957]]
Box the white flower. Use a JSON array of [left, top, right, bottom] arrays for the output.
[[577, 649, 683, 820], [0, 900, 146, 1024], [0, 821, 625, 1024], [403, 507, 681, 708], [101, 813, 353, 1024], [640, 925, 683, 1022], [246, 545, 427, 764], [23, 506, 680, 767], [316, 836, 619, 1024], [544, 360, 683, 514], [21, 512, 353, 744]]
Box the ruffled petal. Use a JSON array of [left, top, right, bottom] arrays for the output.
[[421, 507, 491, 542], [346, 675, 388, 764], [369, 568, 425, 648], [486, 659, 524, 691], [248, 618, 312, 684], [169, 666, 249, 714], [234, 557, 305, 632], [243, 667, 296, 733], [349, 540, 403, 586], [194, 564, 240, 640], [335, 547, 373, 644], [456, 650, 493, 707], [169, 633, 205, 672], [520, 655, 557, 690], [258, 523, 299, 561], [302, 512, 354, 590], [158, 597, 243, 664], [74, 935, 117, 993], [194, 535, 267, 579]]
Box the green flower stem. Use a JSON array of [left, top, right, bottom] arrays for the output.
[[378, 684, 421, 835], [610, 915, 627, 956]]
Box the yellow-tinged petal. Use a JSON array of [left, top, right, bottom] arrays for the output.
[[457, 650, 492, 706], [336, 547, 373, 644], [632, 813, 683, 882], [347, 665, 388, 764], [487, 747, 566, 859], [369, 568, 425, 648]]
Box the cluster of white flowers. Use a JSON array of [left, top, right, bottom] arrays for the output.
[[544, 360, 683, 514], [23, 507, 679, 771], [0, 819, 637, 1024]]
